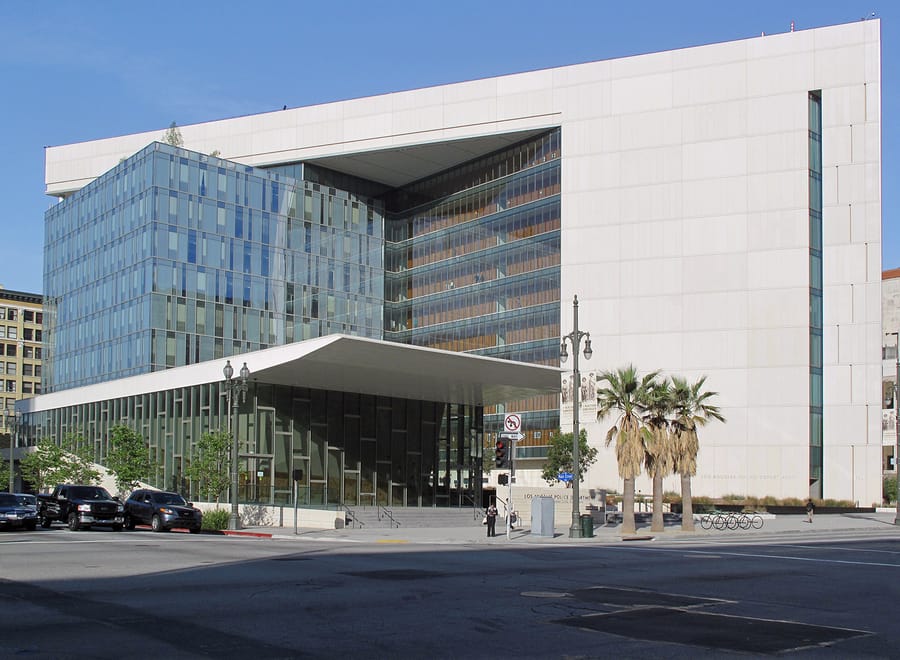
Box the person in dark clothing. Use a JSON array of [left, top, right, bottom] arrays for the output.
[[486, 502, 498, 537], [806, 499, 816, 523]]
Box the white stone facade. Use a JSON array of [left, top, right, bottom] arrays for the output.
[[45, 21, 883, 505]]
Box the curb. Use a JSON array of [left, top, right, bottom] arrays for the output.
[[218, 529, 274, 538]]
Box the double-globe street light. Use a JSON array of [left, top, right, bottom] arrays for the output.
[[560, 294, 592, 538], [4, 409, 21, 493], [223, 360, 250, 531]]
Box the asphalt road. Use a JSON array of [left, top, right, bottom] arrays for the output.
[[1, 525, 899, 659]]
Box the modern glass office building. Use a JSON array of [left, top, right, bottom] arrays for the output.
[[43, 131, 563, 452], [31, 20, 883, 505]]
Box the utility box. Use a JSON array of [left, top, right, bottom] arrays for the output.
[[531, 496, 555, 537]]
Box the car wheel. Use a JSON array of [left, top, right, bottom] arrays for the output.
[[25, 521, 37, 531], [112, 524, 123, 532], [124, 514, 135, 530], [151, 514, 164, 532], [67, 513, 80, 531], [40, 517, 52, 529]]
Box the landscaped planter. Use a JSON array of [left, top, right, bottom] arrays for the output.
[[670, 504, 875, 515]]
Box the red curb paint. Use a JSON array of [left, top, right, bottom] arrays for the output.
[[220, 530, 273, 538]]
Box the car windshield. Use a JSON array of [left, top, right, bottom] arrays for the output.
[[16, 495, 36, 507], [152, 492, 187, 505], [69, 487, 114, 500], [0, 494, 18, 506]]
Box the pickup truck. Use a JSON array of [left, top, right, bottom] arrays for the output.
[[38, 484, 125, 531]]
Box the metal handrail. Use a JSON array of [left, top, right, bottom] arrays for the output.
[[342, 504, 364, 528], [461, 492, 482, 519], [378, 506, 400, 528]]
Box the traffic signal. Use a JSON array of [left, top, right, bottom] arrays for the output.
[[495, 439, 508, 468]]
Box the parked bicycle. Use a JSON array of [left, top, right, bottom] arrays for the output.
[[699, 511, 764, 531]]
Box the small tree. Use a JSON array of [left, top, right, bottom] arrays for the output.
[[184, 431, 231, 503], [20, 439, 65, 491], [1, 453, 8, 490], [59, 433, 101, 485], [20, 434, 100, 492], [541, 429, 597, 486], [163, 121, 184, 147], [105, 425, 150, 496]]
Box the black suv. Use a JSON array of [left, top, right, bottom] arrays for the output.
[[124, 490, 203, 533]]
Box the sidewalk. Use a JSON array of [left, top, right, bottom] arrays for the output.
[[224, 511, 900, 545]]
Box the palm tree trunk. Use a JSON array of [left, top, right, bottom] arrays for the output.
[[680, 473, 694, 531], [622, 477, 636, 534], [651, 474, 664, 532]]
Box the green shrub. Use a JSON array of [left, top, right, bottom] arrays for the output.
[[662, 490, 680, 504], [884, 476, 897, 504], [202, 508, 231, 530]]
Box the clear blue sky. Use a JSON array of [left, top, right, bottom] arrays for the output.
[[0, 1, 894, 293]]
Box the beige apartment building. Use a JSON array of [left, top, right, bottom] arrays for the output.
[[1, 286, 43, 428]]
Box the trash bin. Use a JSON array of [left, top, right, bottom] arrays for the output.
[[581, 514, 594, 538]]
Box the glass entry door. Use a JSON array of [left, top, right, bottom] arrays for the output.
[[240, 455, 274, 504]]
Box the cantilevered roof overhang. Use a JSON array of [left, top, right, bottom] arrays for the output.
[[20, 335, 562, 414]]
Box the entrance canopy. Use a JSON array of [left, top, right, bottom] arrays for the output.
[[21, 335, 562, 413]]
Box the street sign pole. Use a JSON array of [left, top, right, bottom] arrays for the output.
[[499, 420, 524, 542]]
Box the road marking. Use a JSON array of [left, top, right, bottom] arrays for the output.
[[776, 543, 900, 555], [613, 545, 900, 568]]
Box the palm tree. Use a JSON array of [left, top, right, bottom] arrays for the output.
[[597, 365, 657, 535], [643, 377, 676, 532], [671, 375, 725, 531]]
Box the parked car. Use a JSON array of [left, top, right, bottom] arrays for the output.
[[38, 484, 125, 531], [0, 492, 38, 531], [124, 490, 203, 533], [14, 493, 38, 511]]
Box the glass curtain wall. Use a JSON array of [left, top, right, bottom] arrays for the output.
[[808, 92, 824, 498], [383, 130, 562, 454], [23, 383, 482, 509], [43, 143, 385, 393]]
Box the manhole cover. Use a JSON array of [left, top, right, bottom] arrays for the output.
[[555, 607, 870, 654]]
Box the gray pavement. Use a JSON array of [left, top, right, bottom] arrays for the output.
[[228, 510, 900, 545]]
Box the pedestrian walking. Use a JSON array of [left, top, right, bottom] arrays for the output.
[[806, 499, 816, 523], [486, 502, 498, 537]]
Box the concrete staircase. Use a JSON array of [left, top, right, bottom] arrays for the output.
[[343, 506, 485, 529]]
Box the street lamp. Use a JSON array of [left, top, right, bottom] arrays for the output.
[[888, 333, 900, 527], [560, 294, 593, 538], [5, 409, 20, 493], [223, 360, 250, 530]]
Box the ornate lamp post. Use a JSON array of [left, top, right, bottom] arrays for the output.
[[223, 360, 250, 530], [560, 294, 592, 538]]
